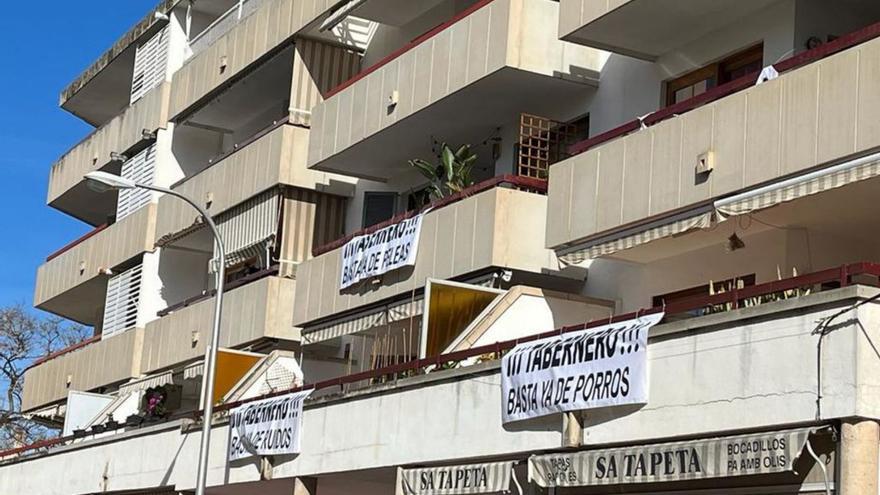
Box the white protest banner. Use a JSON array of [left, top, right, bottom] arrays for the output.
[[501, 313, 663, 424], [228, 389, 312, 461], [340, 214, 424, 290]]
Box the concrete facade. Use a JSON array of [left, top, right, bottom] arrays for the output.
[[14, 0, 880, 494]]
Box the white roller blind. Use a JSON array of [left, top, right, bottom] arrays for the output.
[[131, 26, 170, 104], [116, 145, 157, 221], [102, 264, 143, 338]]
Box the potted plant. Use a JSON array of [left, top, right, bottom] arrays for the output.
[[408, 142, 478, 202]]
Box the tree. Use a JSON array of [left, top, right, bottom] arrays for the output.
[[408, 142, 478, 202], [0, 304, 90, 449]]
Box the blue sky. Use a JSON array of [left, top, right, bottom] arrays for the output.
[[0, 1, 157, 310]]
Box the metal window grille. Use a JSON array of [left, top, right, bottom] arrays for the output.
[[116, 145, 157, 221], [130, 26, 170, 104], [101, 264, 143, 338]]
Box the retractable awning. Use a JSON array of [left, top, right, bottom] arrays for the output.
[[558, 207, 715, 265], [211, 189, 282, 271], [117, 371, 174, 394], [302, 296, 424, 345], [559, 149, 880, 264], [529, 427, 822, 488], [398, 461, 521, 495], [715, 149, 880, 217]]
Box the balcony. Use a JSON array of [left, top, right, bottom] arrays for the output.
[[167, 0, 328, 119], [547, 26, 880, 262], [307, 0, 604, 180], [140, 274, 297, 374], [156, 122, 353, 244], [33, 204, 157, 325], [21, 329, 144, 413], [293, 178, 558, 327], [558, 0, 838, 60], [4, 268, 879, 493], [48, 83, 171, 224]]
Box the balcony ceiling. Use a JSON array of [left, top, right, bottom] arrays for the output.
[[310, 67, 596, 181], [61, 45, 138, 127], [610, 174, 880, 264], [36, 275, 107, 326], [49, 164, 120, 226], [352, 0, 449, 26], [564, 0, 779, 60]]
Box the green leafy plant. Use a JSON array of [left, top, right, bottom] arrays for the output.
[[408, 143, 478, 201]]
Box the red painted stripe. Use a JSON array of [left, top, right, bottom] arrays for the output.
[[568, 19, 880, 157], [9, 261, 878, 459], [45, 224, 109, 262], [323, 0, 497, 99]]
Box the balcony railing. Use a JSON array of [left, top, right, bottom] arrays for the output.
[[8, 261, 880, 462], [567, 20, 880, 157]]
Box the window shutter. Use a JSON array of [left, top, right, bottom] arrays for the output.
[[130, 27, 170, 104], [102, 264, 143, 338], [116, 144, 157, 221]]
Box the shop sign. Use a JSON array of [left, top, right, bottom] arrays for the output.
[[340, 214, 424, 290], [529, 428, 816, 487], [397, 461, 518, 495], [227, 390, 312, 461], [501, 313, 662, 424]]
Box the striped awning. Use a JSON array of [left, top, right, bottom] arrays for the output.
[[118, 371, 173, 394], [398, 461, 519, 495], [716, 152, 880, 218], [211, 189, 281, 272], [183, 360, 204, 380], [302, 296, 424, 345], [558, 208, 715, 264], [529, 427, 819, 488]]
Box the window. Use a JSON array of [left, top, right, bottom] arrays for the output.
[[665, 44, 764, 107], [652, 274, 756, 309], [362, 192, 397, 228]]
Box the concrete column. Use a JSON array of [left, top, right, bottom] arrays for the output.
[[839, 419, 879, 495], [293, 477, 318, 495]]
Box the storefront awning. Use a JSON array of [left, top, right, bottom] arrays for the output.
[[398, 461, 520, 495], [558, 207, 715, 264], [302, 296, 425, 345], [529, 427, 820, 488]]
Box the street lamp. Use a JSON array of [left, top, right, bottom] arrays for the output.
[[84, 170, 224, 495]]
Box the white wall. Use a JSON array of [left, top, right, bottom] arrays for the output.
[[586, 0, 800, 136]]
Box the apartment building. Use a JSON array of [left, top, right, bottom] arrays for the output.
[[4, 0, 880, 494]]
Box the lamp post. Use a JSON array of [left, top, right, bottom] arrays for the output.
[[84, 171, 224, 495]]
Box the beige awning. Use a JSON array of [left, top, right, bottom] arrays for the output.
[[302, 296, 424, 345], [558, 208, 715, 264], [117, 371, 174, 394], [529, 427, 820, 488], [398, 461, 518, 495], [211, 189, 282, 271], [716, 151, 880, 217]]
